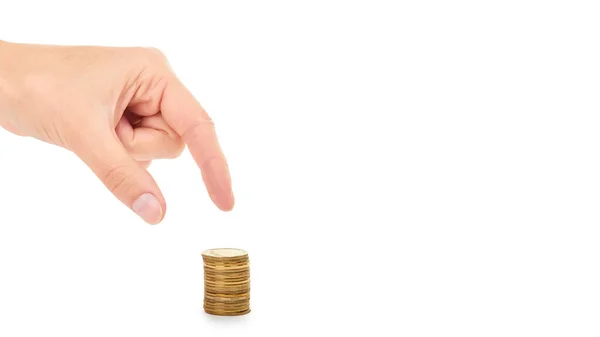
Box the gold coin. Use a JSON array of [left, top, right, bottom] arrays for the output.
[[204, 264, 249, 269], [204, 304, 250, 311], [205, 274, 247, 278], [205, 294, 250, 300], [203, 264, 247, 269], [204, 287, 250, 293], [203, 265, 249, 272], [204, 283, 251, 290], [204, 277, 250, 284], [205, 282, 250, 290], [204, 285, 250, 291], [204, 279, 250, 286], [205, 288, 250, 296], [204, 290, 250, 296], [204, 274, 249, 279], [203, 253, 248, 259], [204, 294, 250, 302], [204, 276, 249, 280], [202, 247, 251, 316], [204, 273, 249, 279], [204, 299, 249, 305], [205, 289, 250, 296], [203, 260, 248, 266], [204, 301, 250, 309], [204, 304, 250, 310], [204, 278, 249, 284], [204, 300, 250, 310], [202, 248, 248, 259], [203, 259, 250, 266], [203, 256, 249, 262], [204, 267, 249, 272], [204, 308, 251, 316], [205, 304, 249, 310], [204, 272, 249, 278], [204, 296, 250, 303], [205, 266, 248, 271], [205, 288, 249, 292], [205, 282, 250, 288], [204, 302, 250, 309]]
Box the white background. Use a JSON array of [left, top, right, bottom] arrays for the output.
[[1, 1, 599, 336]]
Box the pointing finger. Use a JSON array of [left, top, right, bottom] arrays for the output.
[[160, 78, 234, 211]]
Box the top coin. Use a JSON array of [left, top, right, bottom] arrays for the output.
[[202, 248, 248, 258]]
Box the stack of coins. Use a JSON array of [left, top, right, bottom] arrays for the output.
[[202, 248, 251, 316]]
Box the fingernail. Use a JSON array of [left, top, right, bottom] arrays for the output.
[[133, 193, 163, 224]]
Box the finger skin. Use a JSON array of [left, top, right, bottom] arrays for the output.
[[138, 160, 152, 169], [73, 128, 166, 225], [116, 115, 185, 161], [160, 77, 234, 211]]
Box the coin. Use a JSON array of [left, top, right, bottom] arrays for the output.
[[204, 278, 250, 286], [204, 294, 250, 302], [203, 274, 250, 281], [204, 285, 250, 292], [203, 301, 250, 308], [202, 248, 251, 316], [205, 287, 251, 294], [204, 300, 249, 311], [202, 248, 248, 258], [205, 286, 250, 293], [204, 308, 251, 316]]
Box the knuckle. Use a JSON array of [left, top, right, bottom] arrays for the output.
[[146, 46, 165, 57], [163, 139, 186, 159], [172, 140, 186, 158], [148, 47, 165, 59], [199, 107, 215, 124], [102, 164, 133, 193], [128, 47, 170, 70], [138, 161, 152, 169], [142, 47, 169, 65], [182, 119, 216, 143]]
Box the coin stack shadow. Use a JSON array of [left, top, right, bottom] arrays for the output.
[[202, 248, 251, 316]]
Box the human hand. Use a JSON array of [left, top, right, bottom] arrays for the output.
[[0, 41, 234, 224]]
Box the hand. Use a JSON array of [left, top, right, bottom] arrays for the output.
[[0, 41, 234, 224]]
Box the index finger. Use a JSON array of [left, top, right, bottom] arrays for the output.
[[160, 77, 234, 211]]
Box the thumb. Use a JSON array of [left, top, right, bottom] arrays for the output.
[[74, 132, 166, 225]]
